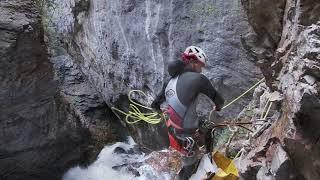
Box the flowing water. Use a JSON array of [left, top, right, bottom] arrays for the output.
[[62, 137, 172, 180]]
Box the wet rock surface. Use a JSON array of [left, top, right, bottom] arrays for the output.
[[241, 0, 286, 88], [50, 54, 128, 163], [145, 148, 182, 174], [0, 1, 121, 179], [112, 162, 143, 177], [0, 1, 85, 179]]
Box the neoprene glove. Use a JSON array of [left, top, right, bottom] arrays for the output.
[[215, 106, 222, 111]]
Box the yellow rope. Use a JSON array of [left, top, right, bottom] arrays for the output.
[[260, 98, 271, 119], [233, 147, 244, 160], [263, 101, 273, 120], [111, 90, 162, 124], [222, 78, 265, 110], [209, 78, 265, 121]]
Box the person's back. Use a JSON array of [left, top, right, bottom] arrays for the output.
[[152, 46, 224, 180], [166, 71, 224, 130]]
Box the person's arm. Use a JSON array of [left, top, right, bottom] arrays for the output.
[[198, 74, 224, 111], [151, 79, 169, 111]]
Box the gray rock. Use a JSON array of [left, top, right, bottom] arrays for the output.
[[270, 146, 295, 180], [0, 1, 84, 179], [0, 1, 121, 179], [239, 0, 320, 179], [49, 54, 128, 164], [241, 0, 286, 88], [114, 147, 127, 154], [112, 162, 143, 177], [257, 166, 274, 180]]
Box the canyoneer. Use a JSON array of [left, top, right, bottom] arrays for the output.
[[152, 46, 225, 180]]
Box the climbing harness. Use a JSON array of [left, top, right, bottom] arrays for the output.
[[184, 137, 196, 155], [165, 106, 198, 156], [167, 126, 197, 156]]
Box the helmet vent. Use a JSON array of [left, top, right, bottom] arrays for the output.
[[183, 46, 207, 66]]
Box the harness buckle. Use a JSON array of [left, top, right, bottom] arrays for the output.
[[183, 137, 195, 157]]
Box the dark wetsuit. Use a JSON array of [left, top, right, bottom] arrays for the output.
[[152, 60, 224, 129], [152, 60, 224, 180]]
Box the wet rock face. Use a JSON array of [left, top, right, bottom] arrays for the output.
[[278, 22, 320, 180], [0, 1, 78, 179], [145, 148, 182, 178], [50, 55, 128, 163], [239, 0, 320, 179], [241, 0, 286, 88], [47, 0, 262, 149], [0, 1, 119, 179]]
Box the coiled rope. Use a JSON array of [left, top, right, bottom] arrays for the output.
[[111, 90, 163, 124]]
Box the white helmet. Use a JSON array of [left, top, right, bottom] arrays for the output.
[[182, 46, 207, 66]]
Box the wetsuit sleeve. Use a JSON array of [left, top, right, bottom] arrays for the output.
[[198, 74, 225, 110], [151, 80, 169, 111]]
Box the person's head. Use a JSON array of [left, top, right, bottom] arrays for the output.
[[182, 46, 207, 73]]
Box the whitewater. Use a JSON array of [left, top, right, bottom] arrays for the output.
[[62, 137, 172, 180]]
